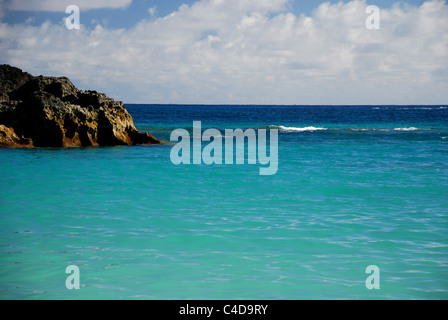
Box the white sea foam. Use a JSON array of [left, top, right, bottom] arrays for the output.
[[274, 125, 327, 132], [397, 107, 444, 110], [269, 125, 432, 132], [393, 127, 419, 131]]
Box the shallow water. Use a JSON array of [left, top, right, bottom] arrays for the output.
[[1, 105, 447, 299]]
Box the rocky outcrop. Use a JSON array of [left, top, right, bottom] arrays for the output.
[[0, 64, 160, 148]]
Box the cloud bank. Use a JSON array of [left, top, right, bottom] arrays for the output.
[[0, 0, 447, 104]]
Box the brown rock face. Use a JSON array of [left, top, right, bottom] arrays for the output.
[[0, 65, 160, 148], [0, 125, 33, 148]]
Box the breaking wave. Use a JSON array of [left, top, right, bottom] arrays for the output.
[[269, 125, 327, 132], [264, 125, 444, 133], [393, 127, 420, 131]]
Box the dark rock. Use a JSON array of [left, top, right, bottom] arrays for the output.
[[0, 64, 33, 96], [0, 65, 160, 148]]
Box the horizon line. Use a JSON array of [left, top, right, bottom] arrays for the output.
[[123, 103, 448, 106]]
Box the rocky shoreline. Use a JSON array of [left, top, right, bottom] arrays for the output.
[[0, 65, 160, 148]]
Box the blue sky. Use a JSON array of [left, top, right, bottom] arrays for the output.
[[0, 0, 446, 104]]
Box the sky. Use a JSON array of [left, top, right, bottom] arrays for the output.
[[0, 0, 447, 105]]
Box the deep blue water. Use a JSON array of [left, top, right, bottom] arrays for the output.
[[1, 105, 447, 299]]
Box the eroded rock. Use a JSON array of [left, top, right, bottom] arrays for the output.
[[0, 65, 160, 148]]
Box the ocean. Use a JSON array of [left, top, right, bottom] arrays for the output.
[[1, 104, 447, 299]]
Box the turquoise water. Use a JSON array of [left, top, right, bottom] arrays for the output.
[[1, 105, 448, 299]]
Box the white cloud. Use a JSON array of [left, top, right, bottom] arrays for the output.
[[0, 0, 447, 104], [4, 0, 132, 12], [148, 6, 157, 17]]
